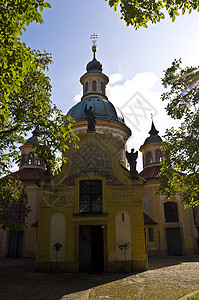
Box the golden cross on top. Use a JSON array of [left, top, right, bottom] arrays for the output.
[[91, 33, 98, 46]]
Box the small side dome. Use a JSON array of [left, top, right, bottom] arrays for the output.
[[143, 121, 162, 146], [86, 58, 103, 73], [25, 127, 44, 145], [19, 127, 46, 170]]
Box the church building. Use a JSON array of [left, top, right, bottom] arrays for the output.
[[0, 42, 198, 272], [36, 43, 147, 272]]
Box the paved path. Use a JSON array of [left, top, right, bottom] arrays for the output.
[[0, 255, 199, 299]]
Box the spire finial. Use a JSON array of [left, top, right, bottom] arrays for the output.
[[149, 120, 159, 136], [90, 33, 98, 59]]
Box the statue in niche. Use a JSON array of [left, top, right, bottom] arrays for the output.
[[126, 148, 138, 179], [84, 104, 96, 132]]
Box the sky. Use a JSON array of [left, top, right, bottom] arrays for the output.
[[21, 0, 199, 171]]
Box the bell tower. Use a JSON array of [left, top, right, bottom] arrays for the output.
[[139, 121, 163, 169], [19, 127, 45, 170]]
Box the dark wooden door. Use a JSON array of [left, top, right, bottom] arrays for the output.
[[79, 226, 104, 272], [7, 231, 24, 258], [79, 226, 91, 272], [166, 228, 182, 256], [91, 226, 104, 272]]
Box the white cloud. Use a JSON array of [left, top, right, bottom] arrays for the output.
[[109, 73, 123, 85], [73, 92, 81, 103], [107, 71, 180, 171]]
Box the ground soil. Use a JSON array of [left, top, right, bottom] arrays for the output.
[[0, 255, 199, 300]]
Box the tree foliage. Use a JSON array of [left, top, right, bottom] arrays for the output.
[[159, 59, 199, 207], [105, 0, 199, 28], [0, 1, 78, 232], [0, 0, 50, 98], [0, 177, 31, 233], [0, 0, 78, 176]]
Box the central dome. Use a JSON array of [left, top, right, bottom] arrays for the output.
[[67, 97, 125, 123]]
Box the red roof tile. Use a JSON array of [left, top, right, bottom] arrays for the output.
[[13, 168, 45, 181], [139, 166, 161, 180], [143, 212, 157, 225]]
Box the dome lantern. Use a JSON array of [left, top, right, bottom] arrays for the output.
[[80, 34, 109, 100]]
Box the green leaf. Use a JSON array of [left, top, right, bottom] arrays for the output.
[[172, 14, 176, 22], [39, 5, 43, 13], [44, 2, 52, 8]]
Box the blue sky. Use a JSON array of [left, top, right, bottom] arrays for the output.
[[21, 0, 199, 170]]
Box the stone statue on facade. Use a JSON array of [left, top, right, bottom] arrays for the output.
[[84, 104, 96, 132], [126, 148, 138, 179]]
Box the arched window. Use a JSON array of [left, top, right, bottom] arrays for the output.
[[22, 154, 29, 165], [156, 149, 162, 162], [164, 202, 179, 222], [148, 228, 154, 242], [28, 154, 34, 165], [101, 82, 105, 93], [79, 180, 102, 213], [146, 152, 153, 165], [92, 80, 96, 92], [84, 82, 88, 93]]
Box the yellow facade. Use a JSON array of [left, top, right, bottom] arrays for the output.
[[143, 180, 198, 256], [36, 133, 147, 272], [139, 125, 199, 257]]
